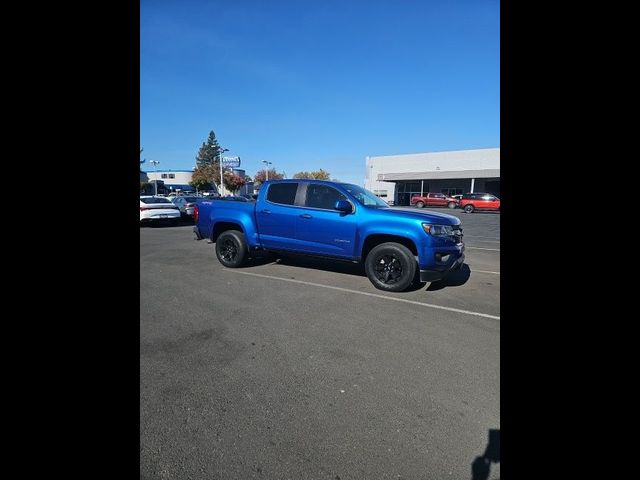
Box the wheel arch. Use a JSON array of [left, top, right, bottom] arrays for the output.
[[361, 234, 418, 263], [210, 221, 245, 242]]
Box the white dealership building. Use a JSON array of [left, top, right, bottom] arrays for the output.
[[144, 168, 252, 195], [365, 147, 500, 206], [146, 169, 195, 191]]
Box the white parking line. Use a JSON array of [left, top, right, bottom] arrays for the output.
[[473, 270, 501, 275], [466, 246, 500, 251], [223, 270, 500, 320]]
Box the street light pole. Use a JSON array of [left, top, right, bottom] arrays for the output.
[[150, 160, 160, 195], [219, 147, 229, 196], [262, 160, 272, 181]]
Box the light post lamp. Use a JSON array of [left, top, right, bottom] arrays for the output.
[[150, 160, 160, 195], [262, 160, 273, 181], [219, 147, 229, 196], [209, 145, 229, 196]]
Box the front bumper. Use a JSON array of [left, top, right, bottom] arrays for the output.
[[419, 252, 465, 282]]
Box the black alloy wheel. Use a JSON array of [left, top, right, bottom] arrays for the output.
[[215, 230, 248, 267], [364, 242, 417, 292]]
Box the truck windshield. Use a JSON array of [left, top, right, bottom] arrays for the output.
[[340, 184, 389, 208]]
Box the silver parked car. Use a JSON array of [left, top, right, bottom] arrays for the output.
[[171, 196, 209, 218]]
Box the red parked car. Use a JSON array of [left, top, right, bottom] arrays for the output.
[[459, 193, 500, 213], [410, 192, 459, 209]]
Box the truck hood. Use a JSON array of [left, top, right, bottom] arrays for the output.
[[376, 207, 461, 225]]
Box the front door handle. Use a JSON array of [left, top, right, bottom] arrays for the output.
[[260, 209, 271, 214], [299, 214, 312, 219]]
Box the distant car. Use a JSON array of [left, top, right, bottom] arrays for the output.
[[459, 193, 500, 213], [140, 196, 181, 225], [171, 196, 209, 217], [410, 193, 458, 209]]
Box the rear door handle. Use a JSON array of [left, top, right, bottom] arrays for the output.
[[299, 214, 312, 219], [260, 209, 271, 214]]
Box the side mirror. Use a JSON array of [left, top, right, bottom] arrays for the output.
[[335, 200, 353, 213]]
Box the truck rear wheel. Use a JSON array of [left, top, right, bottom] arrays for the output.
[[416, 201, 425, 208], [365, 242, 417, 292], [215, 230, 248, 268]]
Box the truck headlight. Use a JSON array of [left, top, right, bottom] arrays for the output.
[[422, 223, 455, 236]]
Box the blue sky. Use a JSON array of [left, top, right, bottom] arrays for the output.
[[140, 0, 499, 185]]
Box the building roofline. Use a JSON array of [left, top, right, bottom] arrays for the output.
[[368, 147, 500, 159]]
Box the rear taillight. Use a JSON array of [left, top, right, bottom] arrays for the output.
[[193, 204, 199, 223]]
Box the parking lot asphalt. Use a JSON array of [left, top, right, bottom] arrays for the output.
[[140, 208, 500, 480]]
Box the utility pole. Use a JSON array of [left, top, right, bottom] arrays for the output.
[[150, 160, 160, 195], [219, 147, 229, 196], [262, 160, 273, 181]]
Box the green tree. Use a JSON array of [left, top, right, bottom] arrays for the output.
[[311, 169, 331, 180], [140, 181, 152, 194], [223, 171, 247, 194], [195, 131, 224, 183], [195, 131, 222, 166], [140, 148, 146, 174], [293, 169, 331, 180], [253, 168, 285, 186], [190, 130, 233, 192], [190, 164, 216, 191]]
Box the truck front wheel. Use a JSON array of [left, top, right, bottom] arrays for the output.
[[215, 230, 248, 268], [365, 242, 417, 292], [415, 201, 425, 208]]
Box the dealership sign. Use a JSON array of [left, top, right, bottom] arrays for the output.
[[222, 156, 241, 168]]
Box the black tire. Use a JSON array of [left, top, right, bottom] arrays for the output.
[[416, 201, 425, 208], [448, 201, 457, 209], [364, 242, 417, 292], [215, 230, 248, 268], [464, 204, 475, 213]]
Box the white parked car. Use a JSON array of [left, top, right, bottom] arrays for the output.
[[140, 196, 181, 225]]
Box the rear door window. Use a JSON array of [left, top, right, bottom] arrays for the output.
[[266, 183, 299, 205]]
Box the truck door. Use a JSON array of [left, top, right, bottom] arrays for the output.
[[431, 193, 447, 206], [255, 182, 300, 250], [295, 183, 358, 258]]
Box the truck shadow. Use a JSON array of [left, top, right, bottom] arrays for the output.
[[426, 263, 471, 291], [248, 255, 472, 292], [255, 254, 366, 277]]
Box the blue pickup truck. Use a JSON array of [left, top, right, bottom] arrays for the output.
[[194, 180, 465, 292]]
